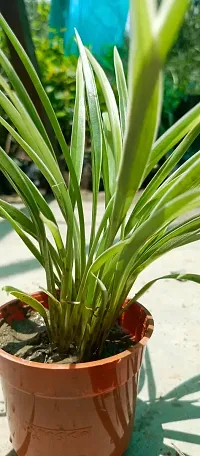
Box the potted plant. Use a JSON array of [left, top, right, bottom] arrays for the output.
[[0, 1, 200, 455]]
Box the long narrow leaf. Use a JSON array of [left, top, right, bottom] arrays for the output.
[[0, 146, 56, 296], [75, 31, 102, 250], [40, 213, 64, 258], [0, 13, 71, 163], [110, 190, 200, 309], [2, 286, 50, 333], [0, 175, 62, 281], [156, 0, 190, 61], [145, 103, 200, 179], [86, 47, 122, 169], [126, 122, 200, 234], [123, 272, 200, 311], [0, 52, 54, 154], [69, 59, 85, 188], [101, 129, 111, 206], [0, 91, 64, 189], [0, 114, 74, 247], [133, 231, 200, 277], [102, 113, 116, 197], [114, 47, 128, 137], [77, 239, 125, 300], [107, 0, 162, 244], [152, 153, 200, 213], [0, 13, 85, 265]]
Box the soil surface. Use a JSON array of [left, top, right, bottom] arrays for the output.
[[0, 307, 135, 364]]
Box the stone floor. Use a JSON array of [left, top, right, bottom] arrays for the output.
[[0, 193, 199, 456]]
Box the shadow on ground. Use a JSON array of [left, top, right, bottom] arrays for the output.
[[0, 400, 6, 417], [125, 349, 200, 456], [0, 258, 41, 279]]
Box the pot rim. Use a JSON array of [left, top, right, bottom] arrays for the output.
[[0, 296, 154, 370]]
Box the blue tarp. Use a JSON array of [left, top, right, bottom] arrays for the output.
[[49, 0, 129, 60]]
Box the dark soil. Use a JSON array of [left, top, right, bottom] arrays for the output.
[[0, 307, 135, 364]]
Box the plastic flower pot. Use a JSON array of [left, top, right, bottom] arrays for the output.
[[0, 292, 154, 456]]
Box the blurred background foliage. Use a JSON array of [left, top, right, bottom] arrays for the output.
[[0, 0, 200, 193]]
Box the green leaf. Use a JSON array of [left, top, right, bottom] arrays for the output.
[[75, 31, 102, 250], [144, 122, 200, 206], [110, 189, 200, 309], [0, 12, 68, 157], [86, 47, 122, 169], [147, 214, 200, 257], [0, 92, 64, 190], [77, 238, 125, 300], [156, 0, 190, 61], [114, 47, 128, 137], [126, 122, 200, 234], [130, 148, 200, 235], [39, 286, 62, 310], [0, 113, 57, 190], [40, 213, 64, 256], [0, 13, 85, 265], [123, 272, 200, 310], [90, 240, 125, 274], [101, 129, 111, 206], [83, 273, 108, 337], [128, 191, 200, 264], [133, 230, 200, 277], [167, 215, 200, 237], [107, 0, 163, 244], [69, 59, 85, 187], [0, 145, 56, 297], [0, 186, 61, 286], [0, 51, 54, 154], [2, 286, 50, 333], [154, 231, 200, 257], [0, 110, 75, 282], [109, 76, 162, 242], [122, 228, 200, 300], [21, 172, 57, 223], [91, 273, 108, 307], [102, 112, 116, 197], [145, 103, 200, 179], [152, 152, 200, 213]]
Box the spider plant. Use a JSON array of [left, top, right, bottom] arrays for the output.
[[0, 0, 200, 361]]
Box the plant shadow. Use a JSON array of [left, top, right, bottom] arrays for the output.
[[125, 348, 200, 456], [0, 400, 6, 417]]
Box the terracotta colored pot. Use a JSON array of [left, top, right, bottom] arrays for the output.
[[0, 292, 154, 456]]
